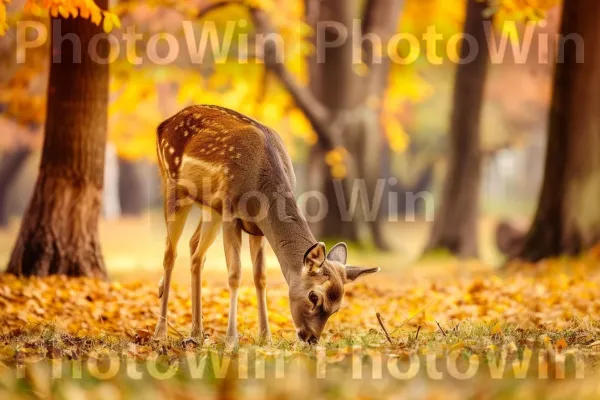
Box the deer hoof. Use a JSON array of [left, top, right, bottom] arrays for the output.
[[153, 324, 167, 339]]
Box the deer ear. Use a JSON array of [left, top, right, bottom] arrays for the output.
[[345, 266, 380, 282], [327, 242, 348, 264], [304, 242, 326, 272]]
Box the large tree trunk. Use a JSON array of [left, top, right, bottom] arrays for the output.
[[426, 0, 491, 258], [307, 0, 402, 248], [308, 0, 361, 241], [516, 0, 600, 261], [251, 1, 402, 248], [0, 149, 31, 227], [6, 7, 109, 278]]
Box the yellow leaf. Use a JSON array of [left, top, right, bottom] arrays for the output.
[[352, 63, 369, 77], [450, 342, 464, 351], [58, 5, 69, 19], [490, 323, 502, 335], [325, 149, 344, 166], [109, 12, 121, 29], [103, 16, 113, 33], [91, 10, 102, 25], [331, 165, 347, 179], [385, 118, 409, 152]]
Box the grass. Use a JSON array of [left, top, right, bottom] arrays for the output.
[[1, 216, 600, 399], [0, 319, 597, 399]]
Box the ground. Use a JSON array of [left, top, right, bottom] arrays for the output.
[[1, 215, 600, 399]]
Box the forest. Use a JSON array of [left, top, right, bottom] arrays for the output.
[[1, 0, 600, 399]]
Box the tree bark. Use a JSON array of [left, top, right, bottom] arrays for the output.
[[6, 7, 109, 278], [251, 0, 403, 249], [426, 0, 491, 258], [309, 0, 361, 242], [516, 0, 600, 261], [118, 157, 147, 216], [0, 149, 31, 227], [305, 0, 403, 248]]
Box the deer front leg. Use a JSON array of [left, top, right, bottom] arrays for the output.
[[154, 205, 191, 339], [249, 235, 271, 343], [189, 209, 221, 338], [222, 220, 242, 344]]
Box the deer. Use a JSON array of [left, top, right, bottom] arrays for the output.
[[153, 104, 380, 344]]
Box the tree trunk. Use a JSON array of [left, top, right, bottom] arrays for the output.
[[426, 0, 491, 258], [306, 0, 402, 248], [516, 0, 600, 261], [253, 1, 403, 248], [118, 157, 147, 216], [6, 7, 109, 278], [0, 149, 31, 227], [308, 0, 361, 242]]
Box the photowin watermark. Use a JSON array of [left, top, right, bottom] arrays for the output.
[[5, 344, 586, 381], [15, 18, 585, 66], [161, 177, 434, 224]]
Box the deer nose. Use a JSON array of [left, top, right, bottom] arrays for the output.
[[297, 330, 318, 344]]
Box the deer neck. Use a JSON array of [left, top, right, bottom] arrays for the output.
[[256, 193, 315, 285]]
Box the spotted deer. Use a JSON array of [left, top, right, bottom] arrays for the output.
[[154, 105, 380, 344]]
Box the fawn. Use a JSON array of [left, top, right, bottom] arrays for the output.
[[154, 105, 380, 344]]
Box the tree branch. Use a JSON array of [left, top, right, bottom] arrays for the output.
[[196, 0, 243, 19], [195, 3, 337, 151], [248, 7, 335, 150]]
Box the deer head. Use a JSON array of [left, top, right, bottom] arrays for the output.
[[288, 242, 379, 343]]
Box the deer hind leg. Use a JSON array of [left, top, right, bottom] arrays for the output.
[[190, 207, 221, 338], [222, 220, 242, 344], [154, 204, 191, 339], [249, 235, 271, 342]]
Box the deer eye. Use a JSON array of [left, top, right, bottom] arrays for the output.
[[308, 291, 319, 308]]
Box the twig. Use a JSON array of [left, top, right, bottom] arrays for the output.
[[452, 321, 461, 333], [414, 325, 421, 342], [167, 322, 185, 338], [152, 312, 184, 338], [435, 321, 447, 337], [376, 313, 393, 345], [391, 300, 439, 334]]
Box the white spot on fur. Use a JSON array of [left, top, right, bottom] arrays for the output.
[[181, 155, 223, 175]]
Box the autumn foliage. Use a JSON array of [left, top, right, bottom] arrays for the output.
[[1, 248, 600, 358]]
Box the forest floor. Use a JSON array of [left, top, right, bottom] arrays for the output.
[[1, 216, 600, 399]]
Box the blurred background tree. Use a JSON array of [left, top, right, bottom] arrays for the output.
[[512, 0, 600, 261], [5, 0, 596, 277]]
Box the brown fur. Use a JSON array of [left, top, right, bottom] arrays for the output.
[[157, 105, 295, 224], [153, 105, 379, 343]]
